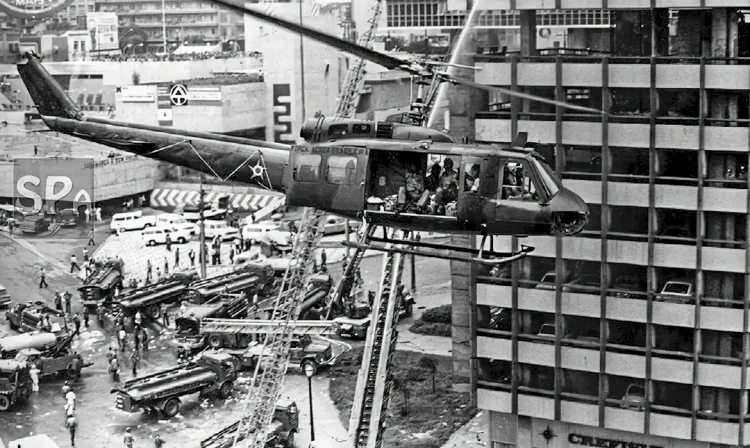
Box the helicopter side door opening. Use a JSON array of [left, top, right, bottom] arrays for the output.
[[363, 149, 463, 229]]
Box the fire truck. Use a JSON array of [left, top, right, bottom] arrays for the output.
[[111, 352, 236, 418], [175, 293, 249, 361], [201, 398, 299, 448]]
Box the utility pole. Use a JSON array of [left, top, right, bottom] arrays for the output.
[[161, 0, 167, 56], [199, 175, 206, 278]]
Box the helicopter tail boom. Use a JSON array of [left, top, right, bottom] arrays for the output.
[[15, 52, 290, 192]]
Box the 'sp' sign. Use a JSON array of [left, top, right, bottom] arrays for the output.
[[13, 158, 95, 221]]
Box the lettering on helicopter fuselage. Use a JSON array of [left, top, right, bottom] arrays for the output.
[[292, 145, 367, 155]]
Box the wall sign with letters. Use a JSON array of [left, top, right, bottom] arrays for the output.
[[568, 433, 664, 448]]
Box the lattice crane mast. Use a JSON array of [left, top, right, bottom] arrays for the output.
[[334, 0, 383, 119], [200, 208, 329, 448]]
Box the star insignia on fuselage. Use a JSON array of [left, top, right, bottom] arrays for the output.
[[250, 160, 266, 179]]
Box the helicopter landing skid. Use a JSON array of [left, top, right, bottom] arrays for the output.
[[340, 237, 534, 266]]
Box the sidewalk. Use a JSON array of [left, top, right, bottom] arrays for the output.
[[439, 412, 488, 448]]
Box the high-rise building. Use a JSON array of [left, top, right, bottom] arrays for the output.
[[458, 2, 750, 447], [55, 0, 95, 28], [94, 0, 244, 52]]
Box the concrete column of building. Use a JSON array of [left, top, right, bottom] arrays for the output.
[[450, 234, 476, 396], [702, 8, 741, 414], [446, 33, 482, 141], [518, 9, 536, 114]]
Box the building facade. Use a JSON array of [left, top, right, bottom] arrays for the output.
[[466, 1, 750, 447], [94, 0, 244, 51]]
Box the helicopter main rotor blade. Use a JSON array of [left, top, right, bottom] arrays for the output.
[[211, 0, 605, 116], [211, 0, 408, 71], [445, 74, 606, 116]]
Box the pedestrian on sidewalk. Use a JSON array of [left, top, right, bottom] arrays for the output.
[[69, 355, 81, 382], [320, 249, 327, 267], [131, 350, 139, 377], [174, 247, 180, 269], [124, 428, 135, 448], [165, 232, 172, 251], [83, 308, 90, 329], [141, 327, 149, 353], [134, 310, 142, 329], [64, 291, 72, 315], [66, 414, 77, 447], [109, 355, 120, 382], [70, 254, 81, 273], [83, 248, 89, 262], [133, 327, 141, 351], [163, 256, 169, 275], [154, 434, 165, 447], [29, 364, 39, 392], [54, 290, 62, 311], [156, 267, 162, 281], [162, 306, 170, 329], [72, 313, 81, 336], [188, 249, 195, 267], [146, 259, 153, 282], [118, 326, 127, 352], [39, 268, 48, 288], [107, 347, 115, 363], [229, 247, 235, 264], [88, 229, 95, 246]]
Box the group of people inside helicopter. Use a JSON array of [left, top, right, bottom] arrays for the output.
[[368, 151, 538, 216]]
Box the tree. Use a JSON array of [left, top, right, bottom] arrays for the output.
[[390, 375, 410, 416], [419, 356, 438, 393]]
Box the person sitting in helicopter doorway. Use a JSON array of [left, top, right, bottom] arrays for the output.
[[464, 164, 481, 192], [431, 157, 458, 215], [405, 163, 425, 210]]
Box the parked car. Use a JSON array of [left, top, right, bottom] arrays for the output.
[[156, 213, 199, 235], [621, 383, 648, 411], [18, 215, 50, 234], [142, 226, 192, 246], [535, 272, 557, 291], [562, 274, 601, 295], [57, 209, 79, 227], [323, 215, 362, 235], [658, 279, 694, 302], [179, 204, 226, 222], [110, 211, 156, 233], [611, 275, 644, 299]]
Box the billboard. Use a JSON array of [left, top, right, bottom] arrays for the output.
[[87, 12, 119, 52], [116, 86, 155, 103], [0, 0, 74, 20], [13, 158, 95, 215]]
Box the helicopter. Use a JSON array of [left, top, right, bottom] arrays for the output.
[[15, 5, 591, 266]]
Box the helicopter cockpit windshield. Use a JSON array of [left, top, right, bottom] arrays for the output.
[[531, 157, 561, 199]]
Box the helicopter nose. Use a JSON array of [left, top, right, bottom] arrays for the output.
[[549, 187, 589, 236]]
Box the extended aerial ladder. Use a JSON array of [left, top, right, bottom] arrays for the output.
[[323, 222, 374, 319], [201, 318, 336, 338], [201, 208, 328, 448], [347, 230, 411, 448], [334, 0, 383, 119]]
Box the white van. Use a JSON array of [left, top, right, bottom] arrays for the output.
[[242, 222, 283, 243], [110, 211, 156, 233], [142, 226, 192, 246], [156, 213, 199, 235], [204, 221, 241, 242]]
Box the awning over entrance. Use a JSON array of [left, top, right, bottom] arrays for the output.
[[150, 189, 285, 213]]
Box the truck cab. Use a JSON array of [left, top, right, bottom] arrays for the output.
[[5, 302, 67, 335], [266, 399, 299, 448], [18, 215, 49, 234], [244, 335, 334, 376], [15, 348, 86, 378], [0, 359, 32, 411]]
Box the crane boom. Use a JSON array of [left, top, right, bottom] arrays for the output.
[[334, 0, 383, 119]]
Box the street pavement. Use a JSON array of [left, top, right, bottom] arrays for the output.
[[0, 218, 458, 448]]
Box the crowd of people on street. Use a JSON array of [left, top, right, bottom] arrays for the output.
[[91, 50, 259, 63]]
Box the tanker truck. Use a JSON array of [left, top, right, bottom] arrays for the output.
[[174, 293, 249, 361], [111, 351, 236, 418], [115, 272, 197, 320], [186, 263, 276, 303], [78, 257, 124, 313]]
